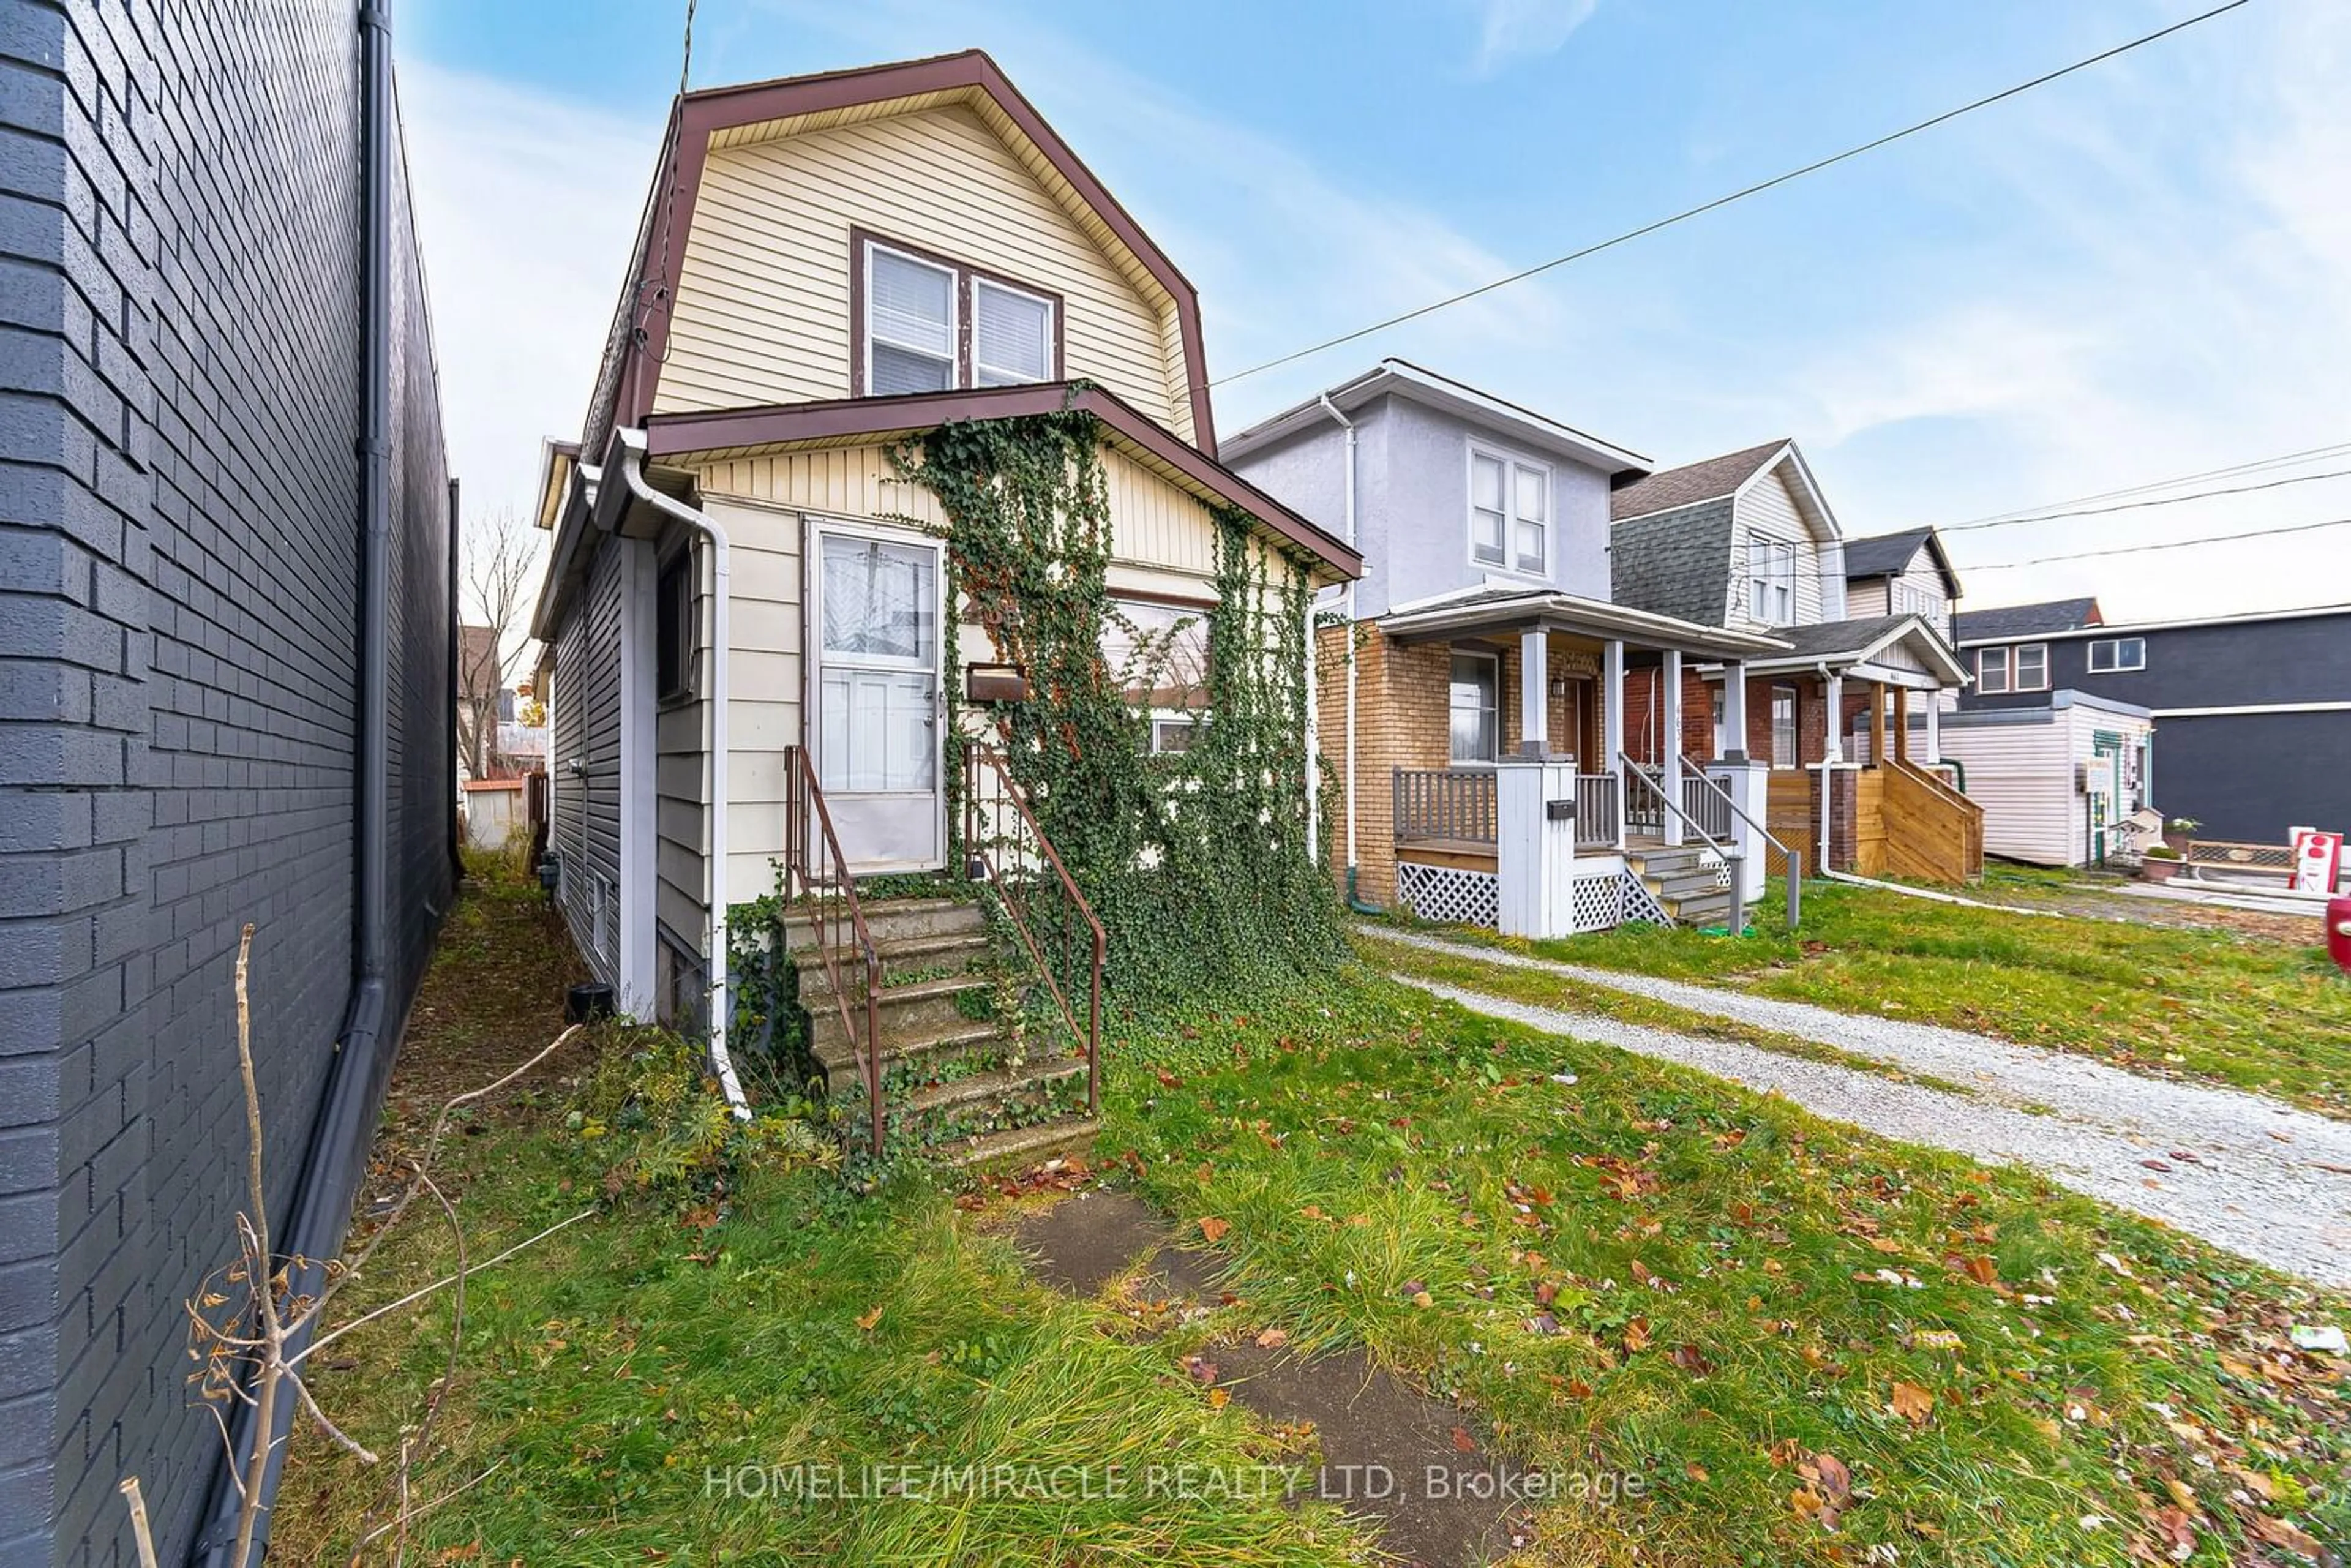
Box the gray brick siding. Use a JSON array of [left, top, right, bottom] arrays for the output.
[[0, 2, 452, 1562]]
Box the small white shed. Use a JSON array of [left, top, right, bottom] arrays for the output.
[[1935, 692, 2155, 868]]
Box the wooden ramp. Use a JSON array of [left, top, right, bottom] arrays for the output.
[[1878, 760, 1984, 883]]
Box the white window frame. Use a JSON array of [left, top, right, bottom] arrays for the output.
[[2012, 642, 2050, 692], [1769, 685, 1799, 769], [1103, 596, 1212, 756], [1449, 649, 1501, 765], [862, 241, 959, 396], [1465, 443, 1550, 579], [2087, 637, 2146, 673], [1745, 533, 1797, 626], [1976, 646, 2011, 694], [972, 276, 1057, 388]]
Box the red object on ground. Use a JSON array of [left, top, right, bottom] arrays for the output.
[[2330, 895, 2351, 975]]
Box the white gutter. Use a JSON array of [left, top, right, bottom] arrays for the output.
[[1319, 393, 1359, 894], [609, 429, 751, 1120]]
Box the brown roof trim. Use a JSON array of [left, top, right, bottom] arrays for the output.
[[619, 50, 1218, 455], [643, 383, 1359, 579]]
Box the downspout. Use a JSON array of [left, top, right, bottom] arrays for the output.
[[610, 430, 750, 1119], [1320, 393, 1378, 915], [1815, 661, 1835, 876], [196, 2, 399, 1560]]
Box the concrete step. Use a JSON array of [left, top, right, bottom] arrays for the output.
[[812, 1016, 1003, 1081], [784, 895, 983, 947], [937, 1114, 1100, 1171], [797, 930, 989, 994], [808, 973, 990, 1056], [898, 1057, 1090, 1144]]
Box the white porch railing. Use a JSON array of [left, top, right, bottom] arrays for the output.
[[1573, 773, 1619, 850]]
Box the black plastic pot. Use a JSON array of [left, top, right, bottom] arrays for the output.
[[566, 981, 615, 1022]]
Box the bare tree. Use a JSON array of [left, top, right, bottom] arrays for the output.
[[458, 508, 538, 782]]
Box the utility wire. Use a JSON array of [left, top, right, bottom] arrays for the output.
[[1210, 0, 2254, 388], [1939, 465, 2351, 533], [1937, 435, 2351, 527], [1966, 514, 2350, 569]]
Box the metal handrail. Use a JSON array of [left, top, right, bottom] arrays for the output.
[[964, 743, 1106, 1119], [1618, 752, 1754, 933], [782, 745, 884, 1154], [1679, 752, 1802, 928]]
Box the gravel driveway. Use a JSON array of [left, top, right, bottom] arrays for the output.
[[1370, 928, 2351, 1288]]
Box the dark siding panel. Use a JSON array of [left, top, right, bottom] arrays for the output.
[[2154, 711, 2351, 845], [0, 2, 451, 1561], [550, 537, 623, 984]]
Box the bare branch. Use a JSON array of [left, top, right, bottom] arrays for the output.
[[408, 1172, 466, 1466], [296, 1207, 597, 1366], [290, 1371, 380, 1466], [118, 1477, 160, 1568], [351, 1458, 509, 1553]]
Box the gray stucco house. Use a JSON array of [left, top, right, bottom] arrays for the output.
[[1225, 361, 1793, 934], [1954, 598, 2351, 845], [0, 4, 453, 1563]]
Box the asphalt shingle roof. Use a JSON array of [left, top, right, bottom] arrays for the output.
[[1952, 598, 2102, 642], [1763, 614, 1914, 659], [1609, 497, 1736, 627], [1609, 439, 1787, 521], [1841, 528, 1932, 579]]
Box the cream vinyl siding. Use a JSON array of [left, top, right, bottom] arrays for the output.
[[1847, 579, 1889, 618], [1936, 715, 2074, 866], [1728, 468, 1839, 630], [659, 104, 1192, 440], [1890, 555, 1948, 625], [666, 446, 1242, 914]]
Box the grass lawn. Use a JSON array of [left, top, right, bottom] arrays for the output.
[[1374, 876, 2351, 1119], [272, 869, 2348, 1566]]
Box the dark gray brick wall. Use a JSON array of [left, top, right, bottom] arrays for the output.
[[0, 2, 451, 1562]]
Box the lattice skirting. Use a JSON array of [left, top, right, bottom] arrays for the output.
[[1397, 861, 1500, 928], [1620, 871, 1672, 926], [1568, 872, 1624, 933]]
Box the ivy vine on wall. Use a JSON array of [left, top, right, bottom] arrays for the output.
[[890, 404, 1343, 1002]]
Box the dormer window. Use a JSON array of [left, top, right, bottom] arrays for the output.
[[857, 233, 1060, 396], [1469, 446, 1548, 576]]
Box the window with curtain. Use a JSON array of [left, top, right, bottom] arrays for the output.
[[1747, 535, 1797, 625], [861, 237, 1059, 394], [1449, 652, 1499, 763], [818, 536, 937, 795], [1468, 448, 1548, 575]]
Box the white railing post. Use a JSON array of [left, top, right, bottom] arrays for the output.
[[1496, 756, 1576, 939], [1603, 639, 1626, 850], [1661, 648, 1684, 847]]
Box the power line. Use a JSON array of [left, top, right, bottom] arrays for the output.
[[1940, 465, 2351, 533], [1210, 0, 2253, 388], [1967, 515, 2351, 569], [1937, 436, 2351, 527]]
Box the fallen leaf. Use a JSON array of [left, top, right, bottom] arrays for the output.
[[1671, 1343, 1714, 1376], [1534, 1280, 1559, 1307], [1685, 1461, 1710, 1483], [855, 1306, 883, 1333], [1624, 1318, 1651, 1353], [1889, 1381, 1934, 1425], [1198, 1217, 1231, 1244], [2251, 1515, 2324, 1559], [1255, 1327, 1289, 1349], [1812, 1452, 1853, 1505], [1207, 1387, 1230, 1409], [1963, 1255, 1998, 1286], [1450, 1426, 1477, 1453]]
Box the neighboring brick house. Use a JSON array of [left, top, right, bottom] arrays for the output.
[[1226, 361, 1790, 934], [1955, 598, 2350, 846], [0, 5, 453, 1564], [1610, 443, 1980, 883]]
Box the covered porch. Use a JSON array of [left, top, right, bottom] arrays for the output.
[[1357, 589, 1790, 936]]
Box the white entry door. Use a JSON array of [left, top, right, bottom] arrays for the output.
[[814, 528, 943, 872]]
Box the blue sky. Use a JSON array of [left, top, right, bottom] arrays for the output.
[[400, 0, 2351, 621]]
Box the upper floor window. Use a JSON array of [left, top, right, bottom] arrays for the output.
[[1747, 535, 1796, 625], [1976, 643, 2047, 694], [1469, 448, 1548, 576], [858, 234, 1059, 397], [1891, 581, 1944, 621], [2087, 637, 2146, 673]]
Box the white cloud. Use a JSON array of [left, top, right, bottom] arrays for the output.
[[398, 62, 660, 608], [1468, 0, 1600, 75]]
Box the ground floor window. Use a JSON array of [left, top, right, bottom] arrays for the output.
[[1102, 597, 1212, 754], [1449, 650, 1499, 763], [1771, 685, 1799, 768]]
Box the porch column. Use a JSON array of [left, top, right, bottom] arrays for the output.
[[1721, 661, 1748, 763], [1892, 686, 1910, 763], [1660, 648, 1684, 846], [1869, 681, 1888, 768], [1924, 697, 1941, 766], [1519, 628, 1548, 756], [1822, 673, 1844, 761], [1603, 639, 1626, 850]]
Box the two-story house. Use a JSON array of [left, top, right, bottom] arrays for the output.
[[1225, 361, 1794, 936], [530, 52, 1360, 1159], [1954, 598, 2350, 849], [1608, 441, 1982, 884]]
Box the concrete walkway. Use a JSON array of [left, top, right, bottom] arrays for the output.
[[1365, 927, 2351, 1288]]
